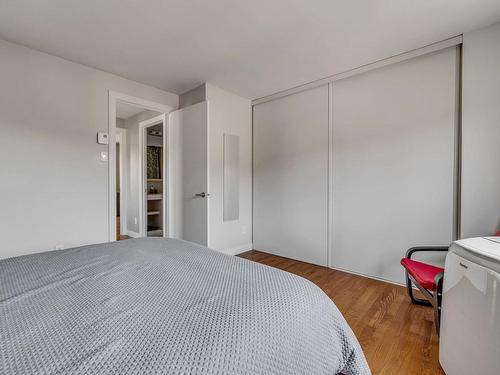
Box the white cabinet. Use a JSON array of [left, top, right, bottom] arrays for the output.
[[440, 238, 500, 375]]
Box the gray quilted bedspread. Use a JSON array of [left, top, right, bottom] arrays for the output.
[[1, 238, 370, 375]]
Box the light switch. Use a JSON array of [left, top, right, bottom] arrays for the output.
[[100, 151, 108, 162]]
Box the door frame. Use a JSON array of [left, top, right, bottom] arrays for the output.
[[108, 91, 175, 242], [138, 114, 168, 238], [116, 127, 127, 237]]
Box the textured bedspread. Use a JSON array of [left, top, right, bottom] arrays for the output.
[[1, 238, 370, 374]]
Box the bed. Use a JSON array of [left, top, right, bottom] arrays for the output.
[[1, 238, 370, 374]]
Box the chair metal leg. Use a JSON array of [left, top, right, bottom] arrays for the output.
[[433, 273, 444, 336], [402, 247, 448, 336], [405, 271, 432, 306], [433, 303, 441, 336]]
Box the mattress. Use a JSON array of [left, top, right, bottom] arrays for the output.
[[1, 238, 370, 374]]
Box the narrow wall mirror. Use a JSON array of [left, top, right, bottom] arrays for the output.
[[223, 133, 239, 221]]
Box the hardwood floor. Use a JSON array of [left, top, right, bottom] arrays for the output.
[[238, 250, 444, 375], [116, 216, 121, 239]]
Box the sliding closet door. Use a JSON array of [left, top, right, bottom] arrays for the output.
[[332, 47, 458, 283], [253, 85, 329, 265]]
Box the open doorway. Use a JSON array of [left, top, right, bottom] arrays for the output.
[[139, 116, 166, 237], [113, 98, 165, 240], [109, 91, 210, 246]]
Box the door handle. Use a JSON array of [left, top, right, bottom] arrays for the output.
[[195, 192, 209, 198]]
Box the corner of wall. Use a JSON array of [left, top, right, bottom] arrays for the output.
[[202, 83, 253, 253], [179, 83, 207, 108]]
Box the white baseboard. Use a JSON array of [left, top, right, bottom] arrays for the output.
[[125, 230, 141, 238], [328, 265, 405, 287], [219, 243, 253, 256]]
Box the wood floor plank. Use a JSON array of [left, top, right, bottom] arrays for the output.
[[238, 250, 444, 375]]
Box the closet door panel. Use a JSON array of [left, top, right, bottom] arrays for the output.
[[331, 47, 457, 283], [253, 85, 329, 266]]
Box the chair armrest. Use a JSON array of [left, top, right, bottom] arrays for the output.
[[405, 246, 449, 259]]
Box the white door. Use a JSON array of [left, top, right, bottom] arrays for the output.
[[331, 47, 457, 283], [168, 101, 209, 246]]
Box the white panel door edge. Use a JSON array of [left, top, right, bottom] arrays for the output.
[[168, 101, 210, 246]]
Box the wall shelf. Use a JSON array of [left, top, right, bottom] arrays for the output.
[[146, 126, 164, 238], [147, 229, 163, 237], [147, 194, 163, 200]]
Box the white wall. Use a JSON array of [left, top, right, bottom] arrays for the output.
[[123, 110, 161, 235], [179, 83, 253, 254], [179, 84, 206, 108], [0, 40, 178, 259], [116, 118, 126, 129], [461, 22, 500, 237], [205, 84, 253, 255], [253, 85, 329, 265]]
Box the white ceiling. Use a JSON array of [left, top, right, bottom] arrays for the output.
[[116, 101, 148, 120], [1, 1, 499, 100]]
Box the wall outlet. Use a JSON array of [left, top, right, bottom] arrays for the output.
[[134, 217, 138, 225], [55, 244, 64, 250], [241, 225, 247, 234]]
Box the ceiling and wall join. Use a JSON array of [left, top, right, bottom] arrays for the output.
[[1, 0, 499, 100]]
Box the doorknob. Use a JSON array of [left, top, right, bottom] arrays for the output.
[[195, 192, 209, 198]]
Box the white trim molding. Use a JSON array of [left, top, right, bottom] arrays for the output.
[[252, 35, 462, 106], [327, 82, 334, 268], [221, 243, 254, 256], [125, 230, 141, 238], [329, 265, 405, 288]]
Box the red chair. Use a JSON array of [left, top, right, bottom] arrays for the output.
[[401, 231, 500, 335], [401, 246, 448, 335]]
